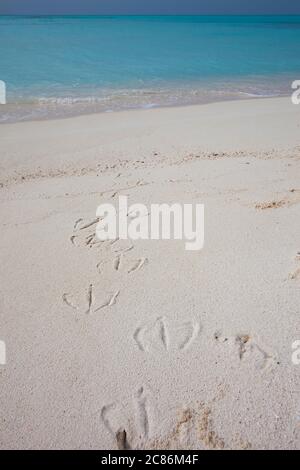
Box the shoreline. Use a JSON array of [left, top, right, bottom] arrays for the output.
[[0, 92, 290, 125], [0, 94, 295, 131]]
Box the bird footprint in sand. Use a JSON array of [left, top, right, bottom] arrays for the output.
[[70, 217, 103, 249], [134, 317, 200, 354], [102, 386, 154, 449], [62, 284, 120, 314], [214, 331, 279, 371], [97, 254, 148, 276]]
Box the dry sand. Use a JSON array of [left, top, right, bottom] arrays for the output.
[[0, 96, 300, 449]]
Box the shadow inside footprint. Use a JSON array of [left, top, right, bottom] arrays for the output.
[[116, 429, 131, 450]]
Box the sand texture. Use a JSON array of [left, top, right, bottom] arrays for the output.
[[0, 97, 300, 449]]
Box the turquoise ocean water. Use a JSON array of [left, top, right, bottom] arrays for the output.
[[0, 15, 300, 122]]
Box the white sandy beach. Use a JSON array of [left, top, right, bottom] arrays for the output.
[[0, 96, 300, 449]]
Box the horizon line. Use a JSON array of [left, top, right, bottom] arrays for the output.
[[1, 13, 300, 17]]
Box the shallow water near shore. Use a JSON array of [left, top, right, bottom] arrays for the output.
[[0, 15, 300, 122]]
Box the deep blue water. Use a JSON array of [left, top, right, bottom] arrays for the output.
[[0, 15, 300, 121]]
